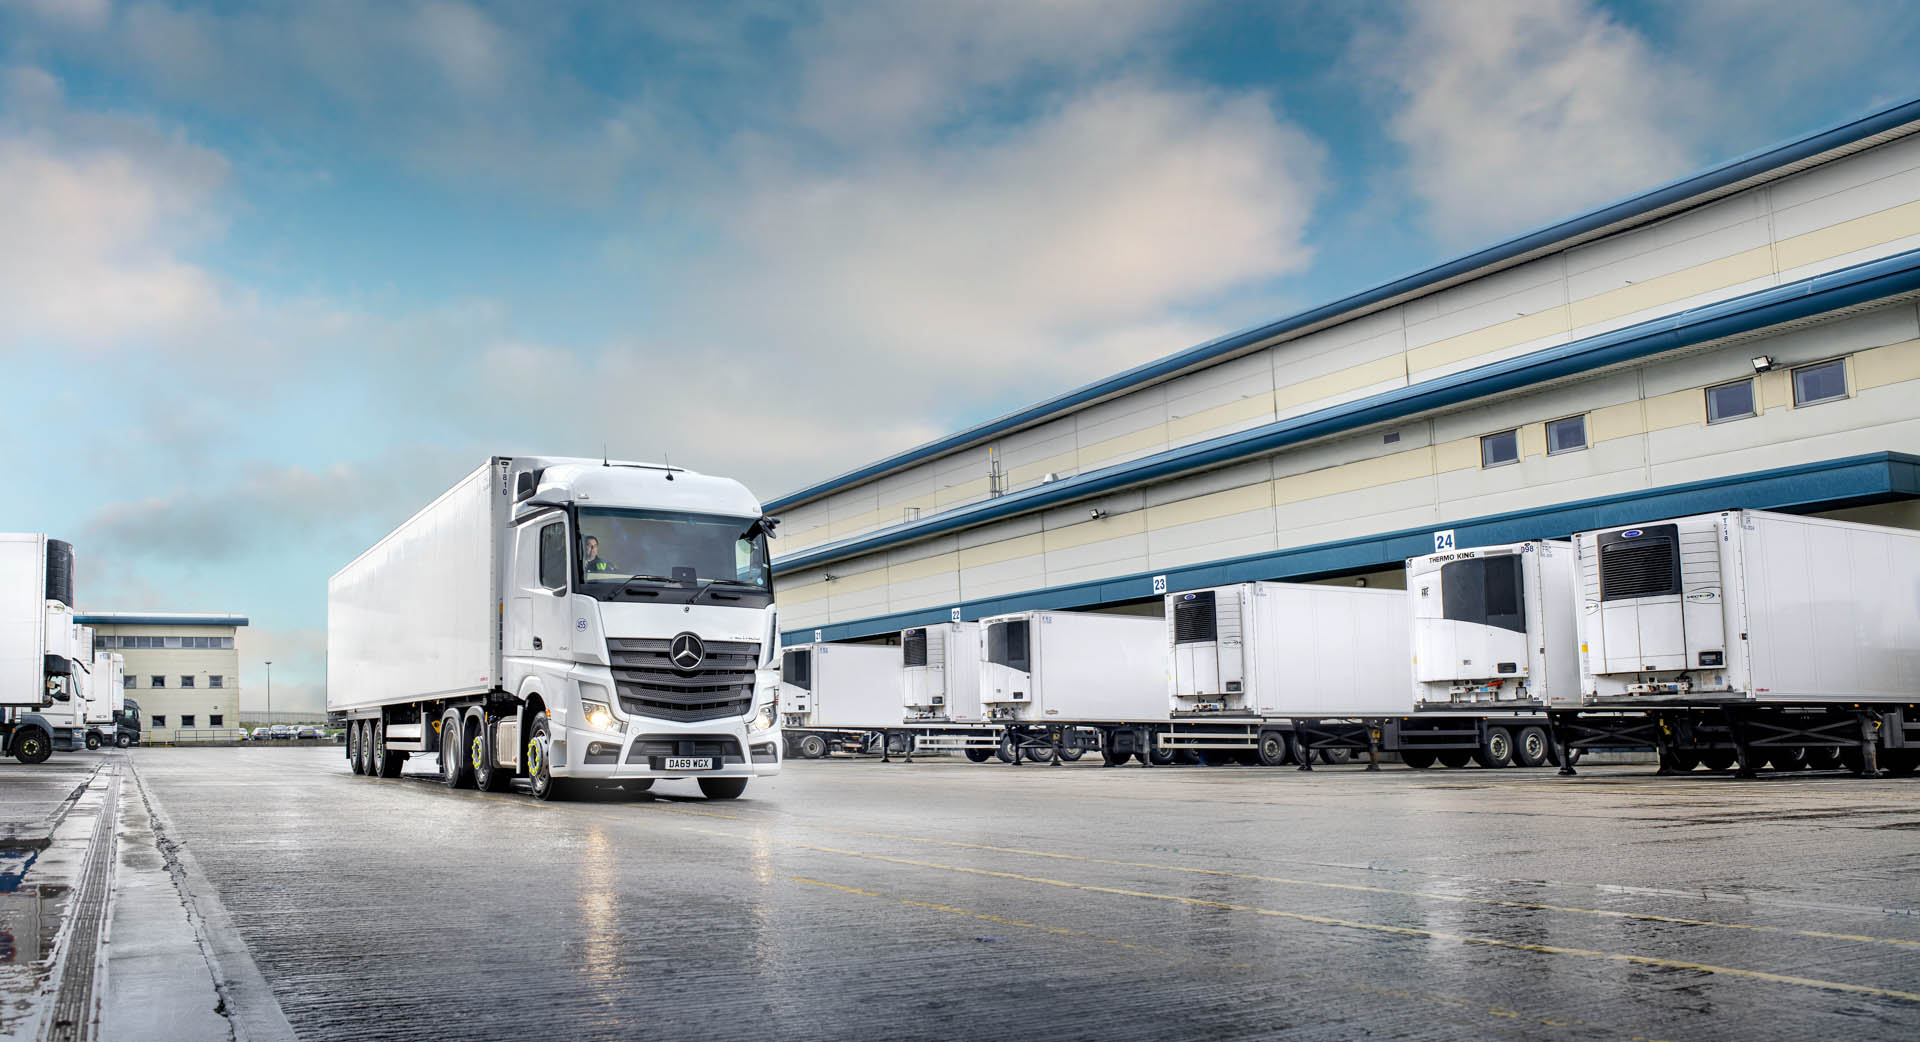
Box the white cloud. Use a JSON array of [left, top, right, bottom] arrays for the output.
[[0, 67, 229, 346], [1361, 0, 1708, 246]]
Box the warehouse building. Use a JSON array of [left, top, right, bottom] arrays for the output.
[[76, 612, 247, 742], [766, 96, 1920, 646]]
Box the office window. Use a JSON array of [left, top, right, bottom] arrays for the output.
[[1480, 429, 1520, 467], [151, 715, 166, 727], [1706, 379, 1756, 423], [164, 636, 182, 648], [180, 714, 195, 728], [1545, 415, 1587, 455], [221, 637, 234, 649], [1792, 359, 1847, 407], [209, 676, 223, 688], [150, 675, 165, 688], [180, 675, 195, 688], [209, 714, 223, 727], [123, 675, 135, 688]]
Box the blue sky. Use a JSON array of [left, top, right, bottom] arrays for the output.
[[4, 0, 1918, 711]]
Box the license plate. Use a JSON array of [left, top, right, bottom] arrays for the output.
[[663, 757, 713, 771]]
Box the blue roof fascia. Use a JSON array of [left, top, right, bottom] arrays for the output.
[[783, 451, 1918, 645], [765, 95, 1920, 514], [774, 247, 1920, 576], [74, 615, 250, 627]]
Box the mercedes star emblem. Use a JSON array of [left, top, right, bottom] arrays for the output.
[[669, 632, 706, 671]]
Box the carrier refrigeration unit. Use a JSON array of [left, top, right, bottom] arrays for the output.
[[778, 642, 905, 759], [901, 621, 983, 723], [1559, 509, 1920, 776], [327, 456, 782, 800], [1, 533, 78, 764]]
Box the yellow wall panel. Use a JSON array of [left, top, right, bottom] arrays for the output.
[[1519, 422, 1547, 458], [1776, 199, 1920, 271], [1589, 400, 1645, 442], [958, 532, 1046, 569], [1432, 437, 1479, 473], [1168, 391, 1276, 441], [1043, 510, 1148, 553], [1758, 369, 1792, 411], [1855, 338, 1920, 389], [1145, 481, 1274, 528], [1272, 354, 1406, 412], [1076, 423, 1169, 471], [1570, 246, 1774, 329], [1273, 448, 1432, 505], [888, 552, 960, 584], [1407, 307, 1569, 374], [1643, 388, 1705, 430]]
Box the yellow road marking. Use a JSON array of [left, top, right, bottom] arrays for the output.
[[702, 829, 1920, 1005]]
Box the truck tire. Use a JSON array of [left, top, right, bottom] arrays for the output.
[[1513, 727, 1549, 768], [1256, 731, 1291, 767], [351, 721, 370, 775], [797, 734, 828, 760], [1400, 750, 1436, 769], [369, 720, 404, 778], [115, 733, 131, 749], [439, 711, 474, 788], [1698, 752, 1736, 772], [1022, 743, 1057, 764], [1437, 750, 1473, 768], [997, 733, 1018, 764], [699, 777, 748, 800], [964, 748, 994, 763], [1768, 747, 1809, 771], [471, 718, 511, 792], [1146, 747, 1179, 766], [11, 725, 51, 764], [85, 732, 101, 751], [625, 779, 656, 794], [1806, 747, 1844, 770], [1472, 728, 1515, 768], [1100, 746, 1131, 767], [1317, 747, 1352, 765], [1058, 734, 1085, 762], [526, 713, 568, 802]]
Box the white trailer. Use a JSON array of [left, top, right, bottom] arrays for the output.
[[327, 456, 783, 800], [85, 651, 124, 749], [972, 611, 1168, 765], [1409, 541, 1578, 710], [777, 642, 908, 759], [0, 533, 77, 763], [902, 621, 983, 723], [1555, 509, 1920, 777]]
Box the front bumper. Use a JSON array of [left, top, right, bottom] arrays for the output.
[[557, 721, 782, 780]]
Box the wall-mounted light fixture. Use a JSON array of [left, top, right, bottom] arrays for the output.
[[1751, 355, 1775, 373], [1089, 508, 1108, 521]]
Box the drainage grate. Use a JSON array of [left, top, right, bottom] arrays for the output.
[[45, 766, 120, 1042]]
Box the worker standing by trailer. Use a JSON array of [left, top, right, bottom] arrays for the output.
[[327, 456, 783, 800], [1, 534, 79, 764]]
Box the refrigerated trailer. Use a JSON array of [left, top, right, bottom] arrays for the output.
[[1, 533, 78, 764], [85, 650, 124, 750], [326, 456, 783, 800], [1554, 509, 1920, 777], [778, 642, 909, 759], [979, 611, 1169, 765], [1162, 576, 1569, 770]]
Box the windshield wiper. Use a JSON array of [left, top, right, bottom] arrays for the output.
[[692, 577, 765, 601], [613, 574, 680, 598]]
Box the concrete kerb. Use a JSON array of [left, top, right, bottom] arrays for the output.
[[123, 761, 296, 1042]]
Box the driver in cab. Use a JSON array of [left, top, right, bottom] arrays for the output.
[[581, 535, 617, 575]]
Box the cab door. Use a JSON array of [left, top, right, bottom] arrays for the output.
[[513, 516, 573, 659]]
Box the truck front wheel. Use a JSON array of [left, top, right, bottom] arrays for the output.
[[85, 732, 102, 751], [698, 777, 748, 800], [527, 713, 568, 802], [11, 726, 52, 764], [115, 734, 131, 749], [439, 710, 474, 789]]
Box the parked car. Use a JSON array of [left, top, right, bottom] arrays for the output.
[[296, 727, 321, 740], [268, 724, 295, 740]]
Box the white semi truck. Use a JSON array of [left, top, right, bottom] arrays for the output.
[[40, 624, 96, 751], [327, 456, 783, 800], [1556, 509, 1920, 777], [777, 642, 905, 759], [0, 533, 79, 764]]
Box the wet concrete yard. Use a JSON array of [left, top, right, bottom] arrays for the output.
[[131, 748, 1920, 1041]]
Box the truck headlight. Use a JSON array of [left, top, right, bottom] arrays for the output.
[[749, 699, 778, 733], [581, 700, 618, 732]]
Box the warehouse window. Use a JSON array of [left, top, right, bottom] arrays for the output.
[[180, 675, 194, 688], [209, 714, 223, 727], [123, 675, 135, 688], [1792, 359, 1847, 407], [151, 715, 166, 728], [209, 676, 223, 688], [1545, 415, 1587, 455], [1706, 379, 1756, 423], [150, 675, 165, 688], [1480, 429, 1519, 468], [180, 715, 195, 728]]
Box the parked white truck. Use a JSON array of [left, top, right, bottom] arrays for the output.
[[84, 648, 125, 750], [1556, 509, 1920, 777], [1, 534, 78, 764], [777, 642, 904, 759], [40, 624, 96, 751], [327, 456, 783, 800]]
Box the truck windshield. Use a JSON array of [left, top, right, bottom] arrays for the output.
[[575, 509, 770, 593]]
